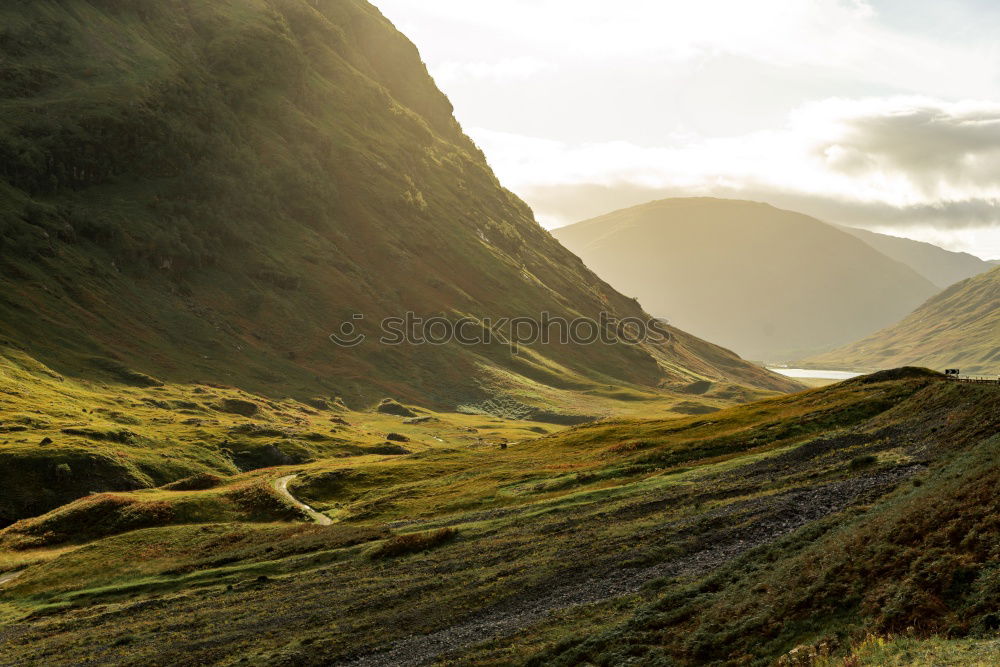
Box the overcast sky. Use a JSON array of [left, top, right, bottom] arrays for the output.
[[373, 0, 1000, 259]]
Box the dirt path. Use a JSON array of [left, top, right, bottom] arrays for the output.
[[0, 571, 24, 587], [274, 475, 332, 526]]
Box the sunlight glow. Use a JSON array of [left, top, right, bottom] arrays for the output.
[[374, 0, 1000, 258]]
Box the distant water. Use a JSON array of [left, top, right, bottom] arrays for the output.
[[767, 368, 862, 380]]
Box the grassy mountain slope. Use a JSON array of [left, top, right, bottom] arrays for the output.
[[808, 266, 1000, 375], [1, 370, 998, 665], [552, 198, 939, 361], [838, 224, 993, 289], [0, 0, 793, 414], [0, 344, 760, 528]]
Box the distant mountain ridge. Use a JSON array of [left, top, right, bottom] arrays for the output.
[[552, 198, 939, 362], [837, 225, 993, 289], [807, 265, 1000, 375]]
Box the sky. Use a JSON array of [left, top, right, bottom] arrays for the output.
[[373, 0, 1000, 259]]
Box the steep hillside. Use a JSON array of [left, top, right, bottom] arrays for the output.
[[838, 225, 993, 289], [553, 198, 938, 361], [809, 266, 1000, 375], [2, 370, 998, 665], [0, 0, 794, 414]]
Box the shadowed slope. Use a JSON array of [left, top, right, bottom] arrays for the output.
[[838, 224, 993, 289]]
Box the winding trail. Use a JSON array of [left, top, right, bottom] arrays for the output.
[[274, 474, 332, 526], [0, 571, 24, 587]]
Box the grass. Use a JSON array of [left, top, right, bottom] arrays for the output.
[[368, 527, 458, 559], [831, 635, 1000, 666], [7, 2, 990, 664], [0, 339, 791, 535], [2, 368, 996, 666]]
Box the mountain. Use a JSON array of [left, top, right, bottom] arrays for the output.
[[808, 265, 1000, 375], [0, 0, 795, 416], [837, 224, 993, 289], [552, 198, 939, 361]]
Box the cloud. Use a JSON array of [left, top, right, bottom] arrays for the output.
[[471, 97, 1000, 207], [377, 0, 1000, 98], [431, 57, 557, 85], [468, 97, 1000, 258], [520, 182, 1000, 259], [801, 99, 1000, 196], [372, 2, 1000, 257]]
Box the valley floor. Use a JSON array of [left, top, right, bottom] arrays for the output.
[[1, 369, 998, 665]]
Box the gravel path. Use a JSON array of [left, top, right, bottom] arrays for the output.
[[274, 475, 333, 526], [0, 571, 23, 587]]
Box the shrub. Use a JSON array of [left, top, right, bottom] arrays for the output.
[[375, 399, 416, 417], [60, 427, 137, 443], [162, 473, 223, 491], [850, 454, 878, 469], [605, 440, 654, 455], [364, 444, 410, 456], [369, 527, 458, 559], [218, 399, 259, 417]]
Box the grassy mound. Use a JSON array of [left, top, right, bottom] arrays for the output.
[[0, 480, 307, 550]]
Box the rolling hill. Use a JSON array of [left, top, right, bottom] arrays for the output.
[[837, 224, 993, 289], [552, 198, 939, 362], [808, 265, 1000, 375], [0, 0, 795, 416]]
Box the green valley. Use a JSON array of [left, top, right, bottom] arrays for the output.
[[0, 1, 997, 665], [1, 369, 997, 665]]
